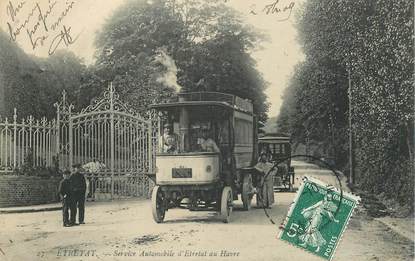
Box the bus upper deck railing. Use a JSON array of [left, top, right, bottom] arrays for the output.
[[176, 92, 253, 113]]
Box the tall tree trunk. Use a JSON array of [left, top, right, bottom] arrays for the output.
[[405, 121, 413, 162]]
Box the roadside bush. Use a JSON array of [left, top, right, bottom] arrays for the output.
[[11, 149, 60, 178]]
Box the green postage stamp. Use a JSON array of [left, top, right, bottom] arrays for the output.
[[279, 177, 360, 260]]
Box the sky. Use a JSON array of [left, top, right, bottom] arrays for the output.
[[0, 0, 305, 118]]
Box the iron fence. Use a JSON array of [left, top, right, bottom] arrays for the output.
[[0, 83, 156, 199], [0, 110, 58, 173]]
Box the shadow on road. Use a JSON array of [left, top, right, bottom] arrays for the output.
[[160, 196, 291, 226]]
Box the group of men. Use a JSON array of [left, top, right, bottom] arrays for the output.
[[58, 164, 87, 227], [162, 122, 220, 153]]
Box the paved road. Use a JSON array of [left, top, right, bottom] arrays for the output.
[[0, 161, 413, 261]]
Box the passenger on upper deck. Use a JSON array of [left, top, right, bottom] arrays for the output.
[[197, 128, 220, 153], [162, 122, 179, 153]]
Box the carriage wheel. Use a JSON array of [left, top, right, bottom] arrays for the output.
[[220, 186, 233, 223], [151, 186, 165, 223], [242, 174, 253, 210]]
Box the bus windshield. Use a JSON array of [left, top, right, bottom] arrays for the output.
[[157, 106, 229, 154]]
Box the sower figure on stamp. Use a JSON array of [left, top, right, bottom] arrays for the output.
[[254, 152, 276, 209], [69, 164, 87, 225], [58, 170, 72, 227], [299, 193, 339, 253]]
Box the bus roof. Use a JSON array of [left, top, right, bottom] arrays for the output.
[[150, 92, 254, 114], [258, 135, 291, 144], [150, 101, 233, 110]]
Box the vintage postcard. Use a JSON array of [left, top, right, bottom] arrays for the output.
[[0, 0, 413, 261]]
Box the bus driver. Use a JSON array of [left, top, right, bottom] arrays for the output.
[[162, 123, 179, 153]]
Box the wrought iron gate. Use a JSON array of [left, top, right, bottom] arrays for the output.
[[68, 84, 153, 200], [0, 83, 155, 200]]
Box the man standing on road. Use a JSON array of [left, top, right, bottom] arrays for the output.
[[254, 152, 276, 209], [69, 164, 87, 225], [58, 170, 72, 227]]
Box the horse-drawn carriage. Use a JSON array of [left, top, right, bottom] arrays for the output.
[[148, 92, 259, 223]]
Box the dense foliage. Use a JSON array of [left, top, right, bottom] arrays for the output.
[[277, 0, 414, 208], [2, 0, 269, 122], [0, 30, 85, 119], [81, 0, 269, 121]]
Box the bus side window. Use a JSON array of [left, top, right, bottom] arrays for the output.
[[219, 120, 229, 145]]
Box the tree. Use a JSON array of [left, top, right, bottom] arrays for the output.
[[277, 60, 349, 164], [0, 30, 84, 119], [83, 0, 269, 120], [277, 0, 413, 208], [34, 50, 86, 114]]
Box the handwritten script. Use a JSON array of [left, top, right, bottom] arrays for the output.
[[263, 0, 295, 20], [249, 0, 296, 21], [6, 0, 80, 55]]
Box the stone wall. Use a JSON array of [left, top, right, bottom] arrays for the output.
[[0, 176, 61, 207]]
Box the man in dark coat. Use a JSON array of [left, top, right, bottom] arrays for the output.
[[58, 170, 72, 227], [69, 164, 87, 225]]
